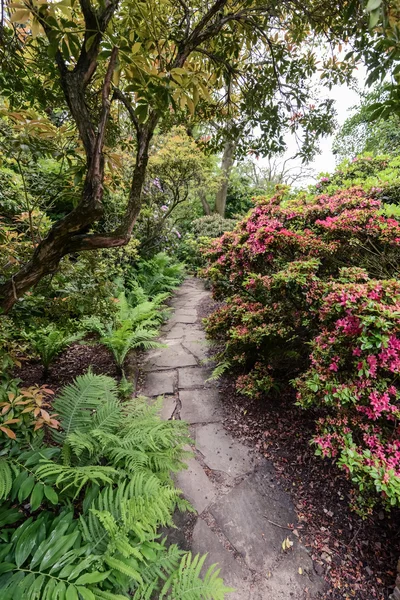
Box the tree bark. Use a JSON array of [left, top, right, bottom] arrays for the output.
[[215, 139, 235, 217], [0, 0, 238, 313], [199, 189, 212, 215]]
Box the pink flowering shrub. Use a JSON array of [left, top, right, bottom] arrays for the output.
[[203, 184, 400, 510], [295, 279, 400, 510]]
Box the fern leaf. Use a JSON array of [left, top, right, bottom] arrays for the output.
[[104, 556, 143, 584], [53, 372, 119, 442], [0, 459, 13, 500]]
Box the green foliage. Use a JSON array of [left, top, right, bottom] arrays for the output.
[[133, 253, 185, 298], [312, 154, 400, 207], [135, 128, 217, 257], [100, 323, 161, 372], [26, 326, 83, 376], [53, 372, 120, 443], [192, 216, 237, 239], [0, 372, 230, 598], [178, 216, 236, 271], [332, 87, 400, 162]]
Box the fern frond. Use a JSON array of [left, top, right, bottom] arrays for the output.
[[35, 461, 118, 497], [160, 552, 234, 599], [52, 372, 119, 443], [208, 362, 231, 381], [0, 459, 12, 500]]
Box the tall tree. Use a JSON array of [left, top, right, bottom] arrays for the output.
[[332, 87, 400, 161], [0, 0, 363, 312]]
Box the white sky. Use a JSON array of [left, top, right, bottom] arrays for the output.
[[262, 63, 368, 186]]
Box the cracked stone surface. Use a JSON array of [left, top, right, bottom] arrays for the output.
[[196, 423, 256, 477], [179, 389, 223, 424], [178, 366, 213, 388], [174, 458, 216, 513], [143, 370, 176, 396], [144, 343, 198, 370], [139, 278, 325, 599]]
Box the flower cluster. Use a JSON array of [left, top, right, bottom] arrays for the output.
[[203, 183, 400, 511]]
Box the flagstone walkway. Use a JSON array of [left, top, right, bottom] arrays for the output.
[[140, 278, 325, 599]]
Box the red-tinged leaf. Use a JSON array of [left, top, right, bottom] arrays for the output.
[[3, 418, 20, 425], [33, 422, 44, 431], [7, 392, 15, 401], [2, 405, 10, 415], [21, 407, 35, 413], [33, 408, 40, 417], [40, 409, 51, 423], [0, 427, 16, 439]]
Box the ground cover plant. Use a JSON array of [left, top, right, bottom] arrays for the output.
[[203, 158, 400, 513], [0, 370, 232, 599]]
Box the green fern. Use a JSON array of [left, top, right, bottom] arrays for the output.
[[35, 460, 119, 497], [0, 373, 232, 600], [160, 553, 234, 599], [208, 362, 231, 381], [100, 322, 162, 372], [52, 371, 120, 443], [26, 326, 83, 377]]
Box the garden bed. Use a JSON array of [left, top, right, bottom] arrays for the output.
[[215, 371, 400, 599]]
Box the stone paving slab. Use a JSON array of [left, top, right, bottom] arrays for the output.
[[169, 313, 198, 324], [178, 367, 214, 389], [144, 344, 198, 370], [174, 459, 216, 514], [162, 325, 187, 338], [172, 308, 198, 317], [140, 278, 324, 599], [181, 340, 209, 362], [210, 465, 323, 597], [195, 423, 255, 477], [143, 370, 175, 396], [179, 389, 223, 424], [191, 519, 252, 599], [160, 396, 177, 420], [183, 329, 207, 342]]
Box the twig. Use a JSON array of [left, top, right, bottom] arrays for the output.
[[263, 516, 292, 531], [346, 524, 362, 548]]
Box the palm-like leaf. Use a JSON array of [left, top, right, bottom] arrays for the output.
[[52, 372, 119, 443], [101, 323, 162, 370]]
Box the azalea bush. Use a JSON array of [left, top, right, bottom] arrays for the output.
[[203, 181, 400, 511], [295, 277, 400, 511]]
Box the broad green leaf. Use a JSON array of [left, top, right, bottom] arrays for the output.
[[66, 584, 79, 600], [18, 475, 35, 502], [44, 485, 58, 505], [0, 562, 15, 574], [39, 531, 79, 571], [15, 519, 42, 567], [75, 570, 111, 585], [30, 483, 45, 511], [366, 0, 381, 11], [76, 587, 95, 600]]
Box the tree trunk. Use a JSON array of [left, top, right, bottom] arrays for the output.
[[0, 127, 153, 313], [215, 139, 235, 217], [199, 189, 211, 215]]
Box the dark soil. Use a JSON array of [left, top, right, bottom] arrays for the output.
[[15, 342, 119, 395], [200, 295, 400, 600]]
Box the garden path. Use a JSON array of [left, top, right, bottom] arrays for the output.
[[140, 278, 325, 599]]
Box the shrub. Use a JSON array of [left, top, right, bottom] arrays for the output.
[[0, 372, 232, 599], [295, 278, 400, 511], [192, 215, 237, 238], [178, 215, 237, 270], [203, 182, 400, 511], [25, 326, 84, 378]]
